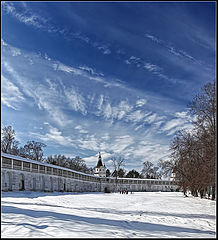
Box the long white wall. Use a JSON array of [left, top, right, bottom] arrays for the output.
[[1, 153, 178, 193]]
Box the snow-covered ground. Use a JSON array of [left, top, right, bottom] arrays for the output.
[[1, 191, 216, 238]]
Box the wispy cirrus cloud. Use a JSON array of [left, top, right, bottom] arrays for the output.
[[144, 32, 203, 66], [96, 44, 111, 55], [75, 125, 88, 134], [31, 125, 76, 147], [2, 2, 114, 58], [136, 99, 147, 107], [2, 75, 25, 110], [96, 97, 133, 122], [53, 61, 127, 89], [159, 110, 193, 136], [124, 55, 177, 83], [5, 1, 210, 89], [2, 2, 215, 172], [78, 65, 104, 76], [64, 87, 87, 116], [2, 2, 49, 30], [2, 39, 196, 171], [144, 63, 161, 72], [3, 60, 74, 127], [144, 33, 162, 44]]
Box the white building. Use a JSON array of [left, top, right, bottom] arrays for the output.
[[94, 152, 106, 177]]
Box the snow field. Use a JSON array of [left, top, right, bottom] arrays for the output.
[[1, 191, 216, 238]]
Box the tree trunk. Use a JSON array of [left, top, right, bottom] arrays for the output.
[[200, 190, 204, 198], [211, 186, 216, 200]]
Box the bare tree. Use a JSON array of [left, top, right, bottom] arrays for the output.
[[170, 130, 201, 196], [157, 159, 174, 178], [1, 126, 19, 154], [70, 156, 90, 173], [141, 161, 154, 178], [46, 155, 90, 173], [168, 80, 216, 199], [188, 81, 216, 136], [23, 140, 46, 161], [189, 81, 216, 199], [111, 155, 125, 191]]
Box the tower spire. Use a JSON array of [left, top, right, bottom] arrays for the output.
[[96, 152, 103, 168]]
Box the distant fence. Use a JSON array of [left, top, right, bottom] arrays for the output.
[[1, 152, 178, 193]]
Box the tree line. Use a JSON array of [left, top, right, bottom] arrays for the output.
[[159, 81, 216, 200], [107, 155, 166, 179]]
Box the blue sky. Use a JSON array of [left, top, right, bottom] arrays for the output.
[[1, 1, 216, 172]]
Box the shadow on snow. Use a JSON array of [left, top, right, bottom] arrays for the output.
[[2, 205, 215, 236]]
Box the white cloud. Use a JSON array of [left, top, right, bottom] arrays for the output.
[[145, 32, 202, 67], [159, 111, 193, 135], [64, 87, 87, 115], [97, 99, 133, 121], [166, 123, 193, 136], [126, 110, 145, 123], [144, 63, 161, 72], [175, 111, 189, 118], [78, 134, 99, 151], [130, 56, 140, 61], [110, 135, 134, 153], [161, 118, 186, 132], [3, 60, 73, 127], [9, 46, 21, 56], [96, 45, 111, 55], [32, 125, 75, 147], [54, 61, 127, 90], [75, 125, 88, 134], [145, 113, 158, 124], [97, 94, 104, 110], [124, 53, 175, 83], [153, 120, 164, 128], [134, 124, 144, 131], [101, 133, 110, 141], [168, 46, 181, 57], [83, 151, 112, 165], [3, 2, 48, 30], [2, 75, 25, 110], [78, 65, 104, 76], [2, 39, 196, 171], [103, 103, 113, 119], [83, 154, 99, 163], [107, 159, 113, 165], [136, 99, 147, 107], [55, 63, 83, 75], [144, 33, 162, 43], [71, 32, 90, 43]]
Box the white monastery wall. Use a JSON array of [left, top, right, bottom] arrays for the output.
[[1, 153, 178, 193]]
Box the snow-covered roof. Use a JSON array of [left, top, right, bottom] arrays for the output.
[[1, 152, 99, 178]]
